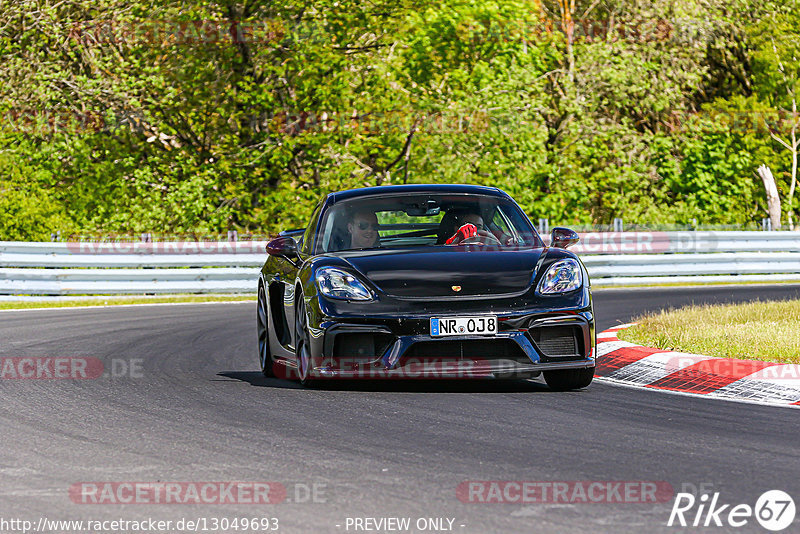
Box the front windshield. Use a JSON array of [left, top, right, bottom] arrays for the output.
[[316, 193, 542, 253]]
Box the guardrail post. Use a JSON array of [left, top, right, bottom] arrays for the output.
[[613, 218, 624, 232], [141, 232, 152, 242], [762, 218, 773, 231], [227, 230, 238, 242]]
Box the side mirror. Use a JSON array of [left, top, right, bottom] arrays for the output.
[[266, 236, 298, 258], [550, 227, 579, 249]]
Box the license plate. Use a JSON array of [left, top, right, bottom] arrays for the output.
[[430, 316, 497, 337]]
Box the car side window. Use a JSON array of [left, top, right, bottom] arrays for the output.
[[302, 202, 323, 255]]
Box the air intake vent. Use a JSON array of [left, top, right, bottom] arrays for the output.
[[332, 333, 394, 362], [530, 325, 581, 357]]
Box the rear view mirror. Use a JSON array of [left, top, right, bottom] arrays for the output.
[[550, 227, 579, 249], [266, 236, 298, 258], [404, 200, 441, 217]]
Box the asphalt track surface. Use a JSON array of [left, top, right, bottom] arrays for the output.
[[1, 285, 800, 534]]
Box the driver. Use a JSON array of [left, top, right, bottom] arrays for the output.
[[460, 212, 484, 231], [347, 209, 380, 249], [445, 211, 486, 245]]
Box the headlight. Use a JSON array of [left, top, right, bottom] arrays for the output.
[[315, 267, 373, 301], [536, 259, 582, 295]]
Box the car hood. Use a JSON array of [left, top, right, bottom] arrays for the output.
[[337, 247, 546, 298]]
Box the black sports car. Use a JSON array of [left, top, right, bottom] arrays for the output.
[[257, 184, 595, 389]]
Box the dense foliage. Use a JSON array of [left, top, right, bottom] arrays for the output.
[[1, 0, 798, 238]]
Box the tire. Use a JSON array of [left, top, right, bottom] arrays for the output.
[[257, 284, 274, 377], [543, 366, 594, 391], [295, 292, 318, 387]]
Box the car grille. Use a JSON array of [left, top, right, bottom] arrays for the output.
[[402, 338, 529, 363]]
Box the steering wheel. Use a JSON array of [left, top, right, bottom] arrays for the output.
[[454, 230, 503, 246]]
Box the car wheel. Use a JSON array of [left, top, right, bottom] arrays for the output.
[[543, 366, 594, 391], [295, 292, 318, 387], [257, 284, 274, 377]]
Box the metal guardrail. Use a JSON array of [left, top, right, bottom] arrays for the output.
[[1, 231, 800, 294], [0, 241, 266, 294], [564, 231, 800, 254]]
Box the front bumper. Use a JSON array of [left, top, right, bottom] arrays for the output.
[[306, 307, 595, 379]]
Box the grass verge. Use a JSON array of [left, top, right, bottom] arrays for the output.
[[617, 299, 800, 364], [0, 294, 255, 310]]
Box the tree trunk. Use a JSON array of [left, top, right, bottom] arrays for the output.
[[557, 0, 575, 82], [787, 99, 797, 231], [757, 165, 782, 230], [790, 142, 797, 230]]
